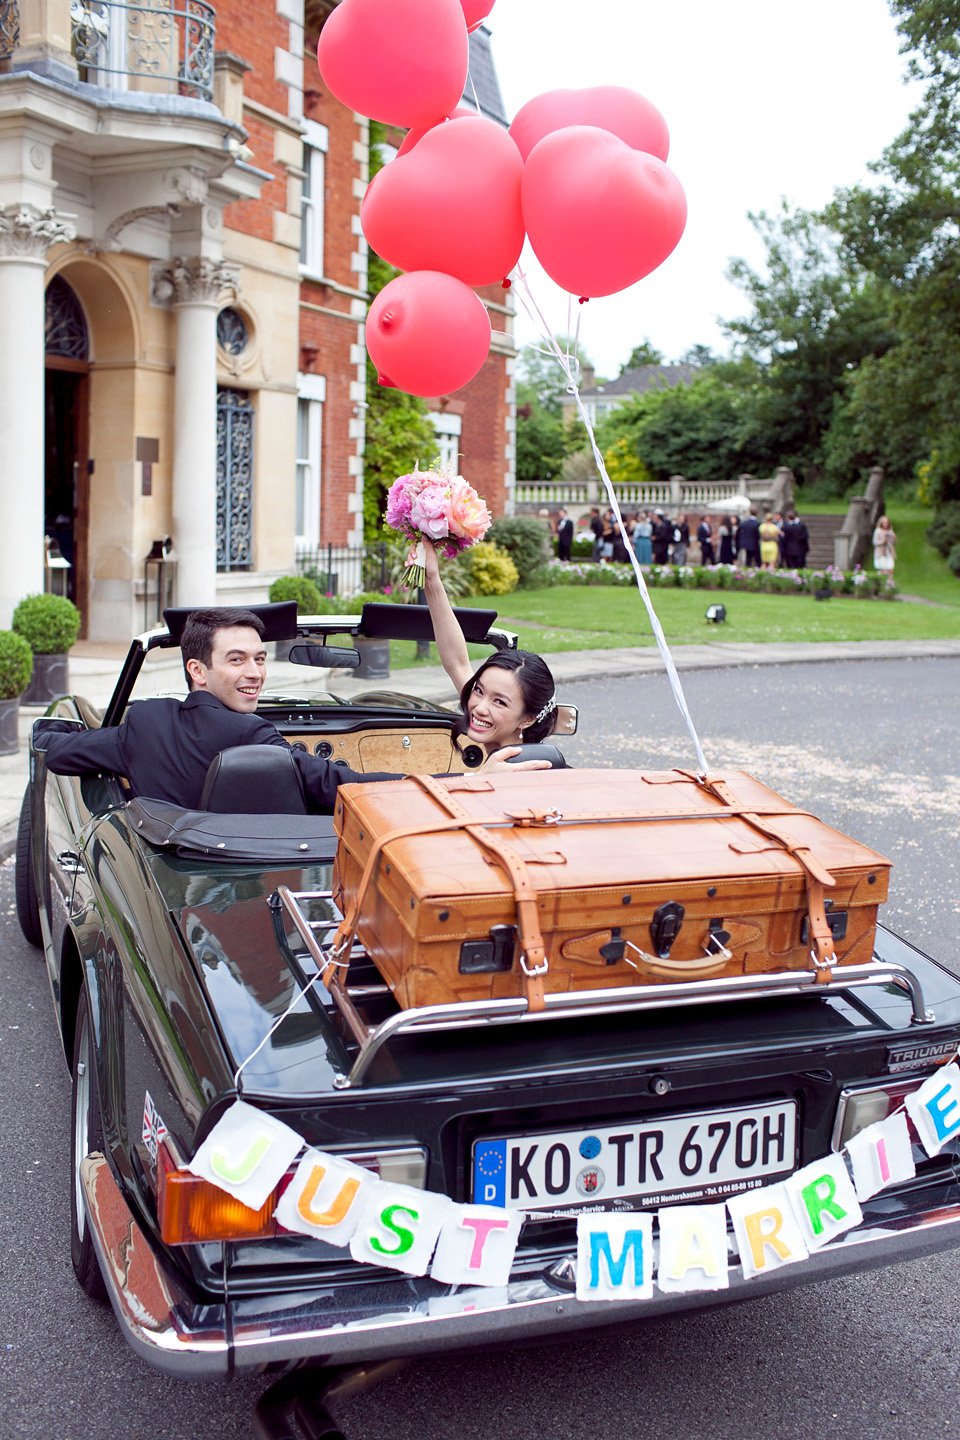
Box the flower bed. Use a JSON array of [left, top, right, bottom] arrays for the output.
[[542, 559, 897, 598]]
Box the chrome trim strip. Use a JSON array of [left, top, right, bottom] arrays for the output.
[[340, 960, 933, 1089], [80, 1154, 960, 1381]]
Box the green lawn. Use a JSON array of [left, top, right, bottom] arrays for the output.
[[387, 499, 960, 670]]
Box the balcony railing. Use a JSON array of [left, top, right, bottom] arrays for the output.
[[71, 0, 215, 100], [0, 2, 18, 59], [0, 2, 214, 99]]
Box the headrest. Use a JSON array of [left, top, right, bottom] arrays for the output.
[[200, 745, 308, 815], [162, 602, 299, 644]]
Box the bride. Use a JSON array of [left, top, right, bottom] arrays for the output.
[[421, 538, 559, 756]]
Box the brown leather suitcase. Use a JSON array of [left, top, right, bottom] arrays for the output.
[[330, 769, 891, 1012]]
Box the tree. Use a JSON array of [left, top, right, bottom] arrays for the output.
[[596, 371, 760, 485], [514, 337, 595, 483], [826, 1, 960, 503], [722, 204, 897, 488], [619, 340, 664, 372], [676, 343, 717, 367]]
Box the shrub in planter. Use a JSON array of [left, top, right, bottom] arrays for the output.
[[12, 593, 80, 653], [12, 593, 80, 705], [268, 575, 324, 613], [0, 629, 32, 755], [0, 628, 32, 699]]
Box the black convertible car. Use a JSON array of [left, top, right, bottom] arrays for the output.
[[15, 601, 960, 1439]]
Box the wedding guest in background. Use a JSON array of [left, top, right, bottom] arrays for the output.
[[759, 511, 780, 570], [872, 514, 897, 578], [672, 514, 690, 565], [589, 506, 603, 561], [717, 513, 735, 565], [736, 507, 761, 567], [633, 509, 653, 565], [781, 510, 810, 568], [652, 509, 673, 564], [556, 507, 574, 562], [697, 515, 715, 565]]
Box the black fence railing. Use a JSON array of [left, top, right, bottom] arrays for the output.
[[295, 542, 391, 598]]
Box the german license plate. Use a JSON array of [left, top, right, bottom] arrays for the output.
[[471, 1101, 797, 1212]]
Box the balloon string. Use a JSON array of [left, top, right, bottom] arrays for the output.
[[512, 265, 709, 774], [232, 935, 348, 1094]]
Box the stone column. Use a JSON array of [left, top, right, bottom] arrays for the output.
[[153, 257, 238, 608], [0, 204, 76, 628]]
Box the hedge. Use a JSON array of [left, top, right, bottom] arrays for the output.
[[541, 560, 898, 598]]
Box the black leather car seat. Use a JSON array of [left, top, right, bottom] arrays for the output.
[[200, 746, 308, 815]]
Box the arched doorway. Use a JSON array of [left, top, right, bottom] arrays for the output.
[[44, 275, 90, 628]]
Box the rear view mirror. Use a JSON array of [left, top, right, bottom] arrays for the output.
[[288, 644, 361, 670], [553, 704, 578, 735]]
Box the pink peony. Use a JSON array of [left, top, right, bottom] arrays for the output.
[[385, 472, 422, 531], [409, 483, 451, 540], [446, 477, 491, 545]]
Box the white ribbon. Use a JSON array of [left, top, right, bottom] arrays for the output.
[[513, 267, 708, 774]]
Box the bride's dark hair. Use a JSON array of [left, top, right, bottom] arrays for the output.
[[454, 650, 557, 744]]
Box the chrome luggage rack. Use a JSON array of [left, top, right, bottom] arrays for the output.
[[275, 887, 935, 1091]]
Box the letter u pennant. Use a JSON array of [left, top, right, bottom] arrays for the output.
[[274, 1149, 376, 1247]]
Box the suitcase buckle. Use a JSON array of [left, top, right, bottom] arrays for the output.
[[520, 951, 549, 977]]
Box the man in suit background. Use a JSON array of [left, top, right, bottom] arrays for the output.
[[556, 507, 574, 562], [735, 507, 762, 568]]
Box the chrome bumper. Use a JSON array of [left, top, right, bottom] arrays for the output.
[[82, 1155, 960, 1380]]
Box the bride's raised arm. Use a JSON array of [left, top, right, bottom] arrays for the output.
[[422, 538, 474, 695]]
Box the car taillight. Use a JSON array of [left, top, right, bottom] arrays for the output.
[[158, 1140, 282, 1245], [335, 1147, 427, 1189], [831, 1077, 928, 1151], [156, 1140, 428, 1244]]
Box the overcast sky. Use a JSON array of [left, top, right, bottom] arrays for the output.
[[484, 0, 920, 378]]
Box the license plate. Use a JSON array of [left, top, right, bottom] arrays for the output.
[[472, 1101, 797, 1212]]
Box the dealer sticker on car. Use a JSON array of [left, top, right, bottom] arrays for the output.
[[472, 1100, 797, 1212]]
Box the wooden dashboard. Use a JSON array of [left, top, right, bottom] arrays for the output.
[[279, 726, 481, 775]]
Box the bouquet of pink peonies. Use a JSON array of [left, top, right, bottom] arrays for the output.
[[385, 463, 492, 589]]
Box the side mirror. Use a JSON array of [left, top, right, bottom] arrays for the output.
[[288, 643, 361, 670], [553, 704, 578, 736]]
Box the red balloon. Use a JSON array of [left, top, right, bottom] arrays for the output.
[[510, 86, 670, 164], [317, 0, 468, 128], [362, 116, 524, 286], [521, 126, 687, 299], [460, 0, 495, 30], [366, 271, 492, 397], [397, 105, 475, 157]]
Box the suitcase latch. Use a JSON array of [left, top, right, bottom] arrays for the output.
[[800, 902, 847, 945], [459, 924, 517, 974], [651, 901, 685, 958]]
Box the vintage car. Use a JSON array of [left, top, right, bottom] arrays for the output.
[[15, 600, 960, 1440]]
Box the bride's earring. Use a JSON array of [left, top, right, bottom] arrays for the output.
[[517, 728, 523, 743]]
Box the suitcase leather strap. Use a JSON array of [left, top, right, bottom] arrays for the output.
[[410, 774, 549, 1012], [329, 779, 550, 1012], [686, 772, 839, 981]]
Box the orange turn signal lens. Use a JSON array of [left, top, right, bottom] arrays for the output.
[[158, 1146, 279, 1245]]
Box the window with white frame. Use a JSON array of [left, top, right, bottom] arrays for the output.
[[296, 374, 325, 551], [432, 411, 462, 473], [300, 119, 329, 277]]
